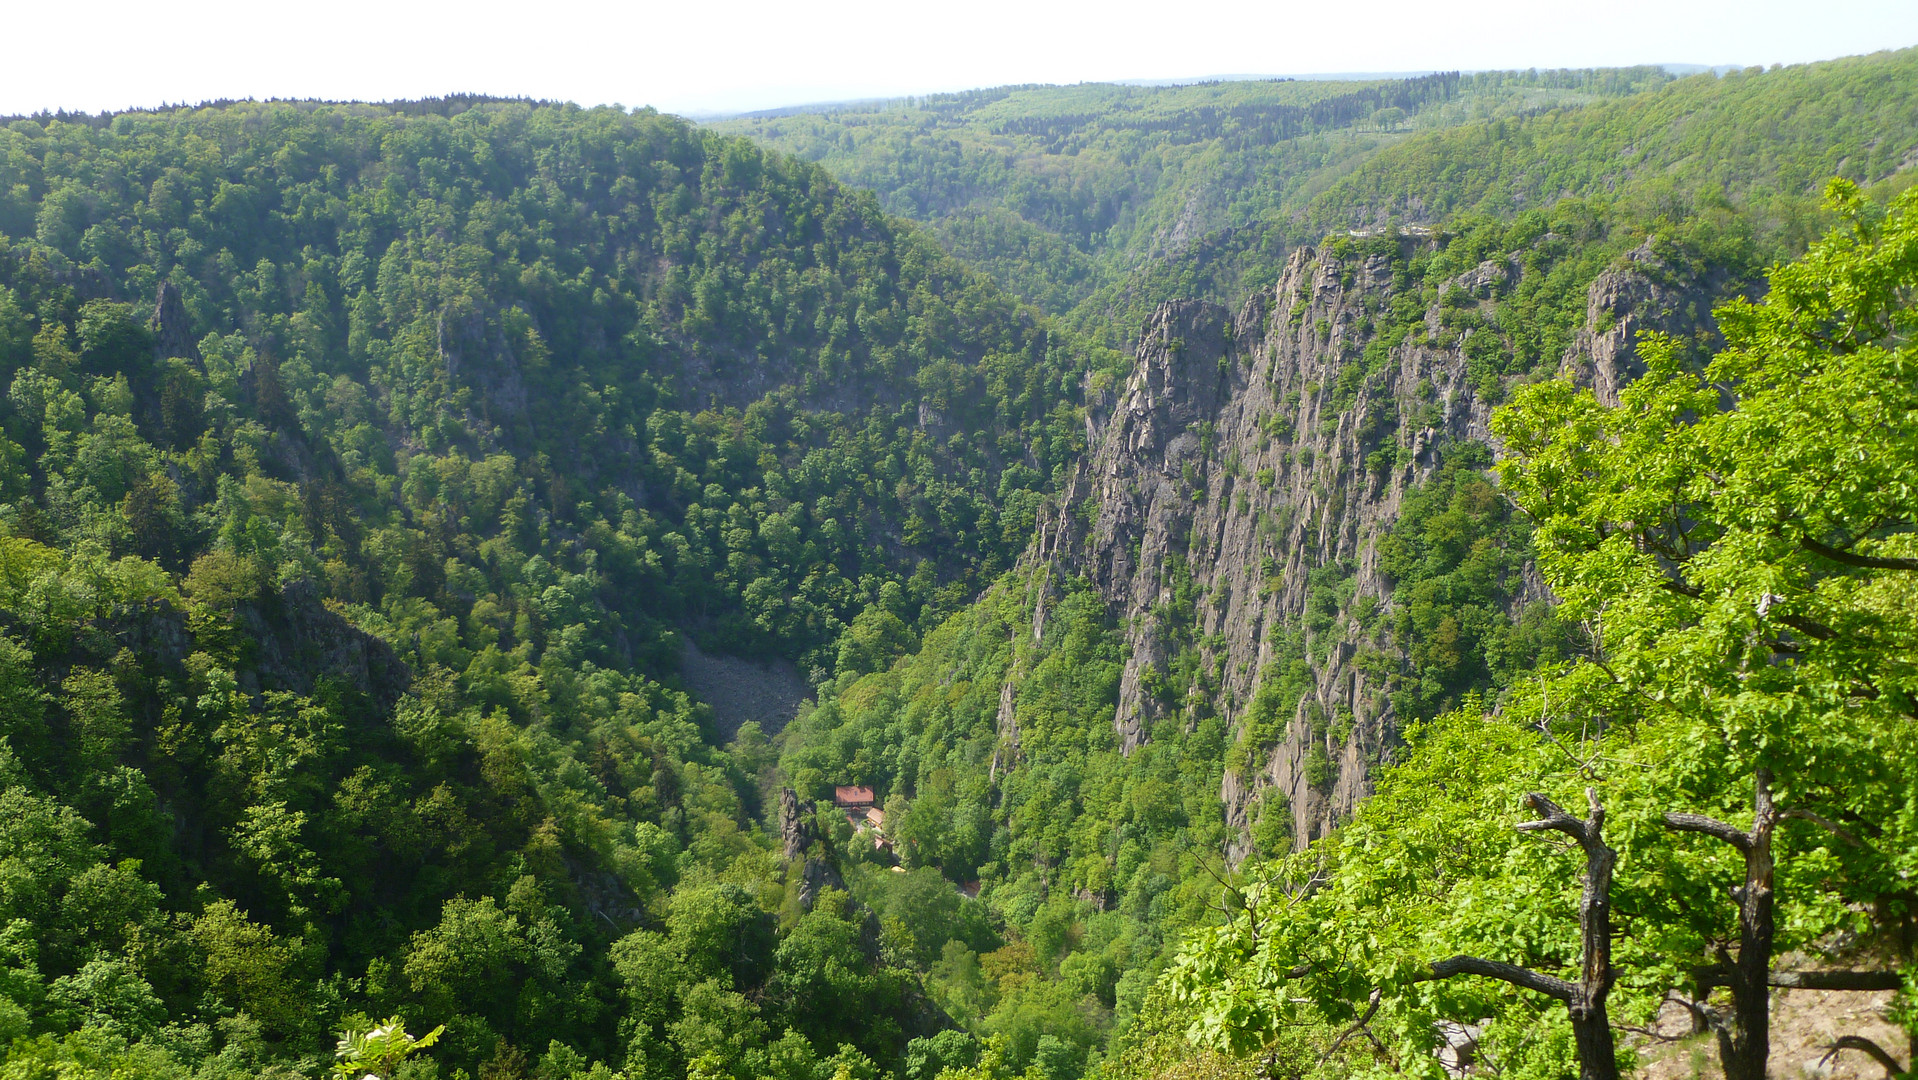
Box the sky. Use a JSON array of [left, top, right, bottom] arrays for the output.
[[2, 0, 1916, 119]]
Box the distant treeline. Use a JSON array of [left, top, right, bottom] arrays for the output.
[[986, 73, 1462, 148], [0, 94, 557, 127], [1462, 64, 1678, 95]]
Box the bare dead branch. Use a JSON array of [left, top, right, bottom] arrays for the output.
[[1822, 1035, 1907, 1079], [1800, 536, 1918, 572], [1769, 970, 1904, 991], [1664, 770, 1779, 1080], [1320, 989, 1383, 1063], [1777, 612, 1838, 641], [1663, 812, 1753, 850], [1428, 791, 1620, 1079], [1693, 966, 1904, 992], [1516, 790, 1604, 851], [1666, 989, 1727, 1038], [1425, 955, 1578, 1003]]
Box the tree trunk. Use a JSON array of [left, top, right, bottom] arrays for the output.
[[1428, 789, 1620, 1080], [1566, 787, 1619, 1080], [1723, 775, 1776, 1080], [1571, 1004, 1619, 1080], [1665, 769, 1779, 1080]]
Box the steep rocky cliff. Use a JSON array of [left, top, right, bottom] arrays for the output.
[[1562, 239, 1756, 404], [1026, 233, 1740, 856]]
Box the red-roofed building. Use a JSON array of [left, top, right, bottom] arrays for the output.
[[832, 785, 875, 808], [831, 786, 890, 851], [857, 805, 890, 852]]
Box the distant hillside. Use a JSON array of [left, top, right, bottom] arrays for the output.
[[716, 52, 1918, 346], [710, 68, 1674, 340], [1310, 49, 1918, 236]]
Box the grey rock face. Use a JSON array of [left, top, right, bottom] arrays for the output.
[[150, 281, 200, 363], [1027, 238, 1736, 857], [238, 581, 412, 709], [680, 638, 812, 742], [1558, 239, 1751, 406], [779, 786, 816, 862], [437, 305, 532, 425], [113, 581, 411, 711]]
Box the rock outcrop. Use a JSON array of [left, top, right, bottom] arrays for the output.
[[779, 786, 817, 862], [1559, 239, 1748, 406], [777, 785, 851, 913], [150, 281, 200, 363], [234, 580, 413, 708], [1026, 235, 1741, 855], [112, 580, 412, 711]]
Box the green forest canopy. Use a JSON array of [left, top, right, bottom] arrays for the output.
[[0, 98, 1116, 1080], [0, 44, 1913, 1080]]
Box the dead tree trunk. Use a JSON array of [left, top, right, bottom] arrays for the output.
[[1426, 790, 1619, 1080], [1664, 769, 1779, 1080]]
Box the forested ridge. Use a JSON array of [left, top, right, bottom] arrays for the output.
[[708, 68, 1682, 341], [0, 99, 1114, 1080], [0, 45, 1913, 1080], [714, 51, 1918, 349]]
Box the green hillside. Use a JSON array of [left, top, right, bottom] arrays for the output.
[[1309, 49, 1918, 239], [0, 99, 1111, 1080], [756, 47, 1918, 1080], [710, 69, 1675, 338], [717, 52, 1918, 347], [1165, 180, 1918, 1080]]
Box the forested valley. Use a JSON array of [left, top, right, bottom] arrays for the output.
[[0, 45, 1913, 1080]]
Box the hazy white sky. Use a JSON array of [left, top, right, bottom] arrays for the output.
[[3, 0, 1915, 118]]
